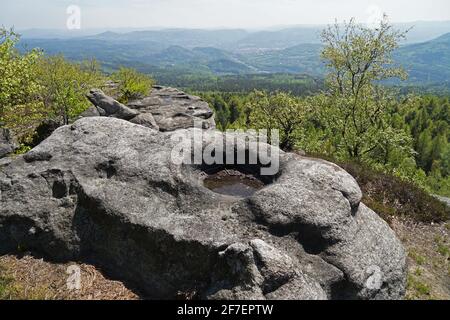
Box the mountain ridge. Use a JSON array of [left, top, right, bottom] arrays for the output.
[[18, 25, 450, 84]]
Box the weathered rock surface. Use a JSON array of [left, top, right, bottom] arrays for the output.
[[129, 113, 159, 131], [86, 89, 139, 120], [0, 128, 17, 159], [0, 114, 407, 299], [79, 105, 102, 118], [85, 86, 215, 132], [128, 86, 215, 132]]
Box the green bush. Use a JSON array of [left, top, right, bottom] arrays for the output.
[[112, 67, 155, 103], [247, 91, 309, 150], [339, 161, 450, 223], [37, 56, 105, 125], [1, 28, 106, 144], [0, 28, 43, 142]]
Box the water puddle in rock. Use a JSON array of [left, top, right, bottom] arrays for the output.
[[203, 169, 265, 197]]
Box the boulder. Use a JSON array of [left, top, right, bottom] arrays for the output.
[[79, 105, 101, 118], [126, 86, 215, 131], [0, 116, 407, 300], [129, 113, 159, 131], [86, 89, 139, 120], [84, 86, 215, 133]]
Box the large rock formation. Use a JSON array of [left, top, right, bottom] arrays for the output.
[[0, 88, 406, 300], [86, 86, 216, 132]]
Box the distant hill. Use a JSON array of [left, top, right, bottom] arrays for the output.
[[395, 33, 450, 84], [18, 38, 255, 75], [19, 38, 167, 61], [18, 25, 450, 85], [85, 29, 249, 49], [19, 21, 450, 46], [231, 27, 322, 51], [239, 44, 323, 74]]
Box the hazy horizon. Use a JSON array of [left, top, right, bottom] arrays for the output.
[[14, 19, 450, 32], [2, 0, 450, 30]]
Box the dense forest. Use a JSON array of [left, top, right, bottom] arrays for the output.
[[155, 72, 323, 96]]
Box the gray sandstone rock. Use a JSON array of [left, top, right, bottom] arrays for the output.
[[0, 116, 407, 300], [86, 89, 139, 120], [79, 105, 101, 118], [126, 86, 215, 131], [129, 113, 160, 131], [84, 86, 215, 133]]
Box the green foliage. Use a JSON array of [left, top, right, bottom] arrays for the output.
[[200, 90, 310, 150], [0, 28, 107, 143], [407, 275, 431, 297], [409, 250, 426, 266], [161, 73, 323, 96], [404, 96, 450, 196], [197, 92, 251, 131], [0, 28, 42, 139], [0, 267, 14, 299], [0, 29, 157, 147], [134, 18, 450, 200], [112, 67, 154, 103], [0, 29, 42, 109], [247, 91, 309, 150], [337, 161, 449, 223], [37, 55, 105, 125], [434, 236, 450, 257], [14, 144, 33, 155], [317, 17, 412, 161]]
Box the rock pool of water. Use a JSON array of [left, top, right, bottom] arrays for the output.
[[203, 169, 265, 197]]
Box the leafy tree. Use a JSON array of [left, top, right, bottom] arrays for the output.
[[317, 17, 413, 161], [197, 92, 248, 130], [210, 94, 226, 128], [228, 97, 241, 124], [37, 55, 105, 125], [441, 148, 450, 177], [430, 134, 447, 166], [247, 91, 308, 150], [112, 67, 155, 103], [0, 28, 42, 139]]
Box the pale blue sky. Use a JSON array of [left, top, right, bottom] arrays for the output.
[[2, 0, 450, 30]]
